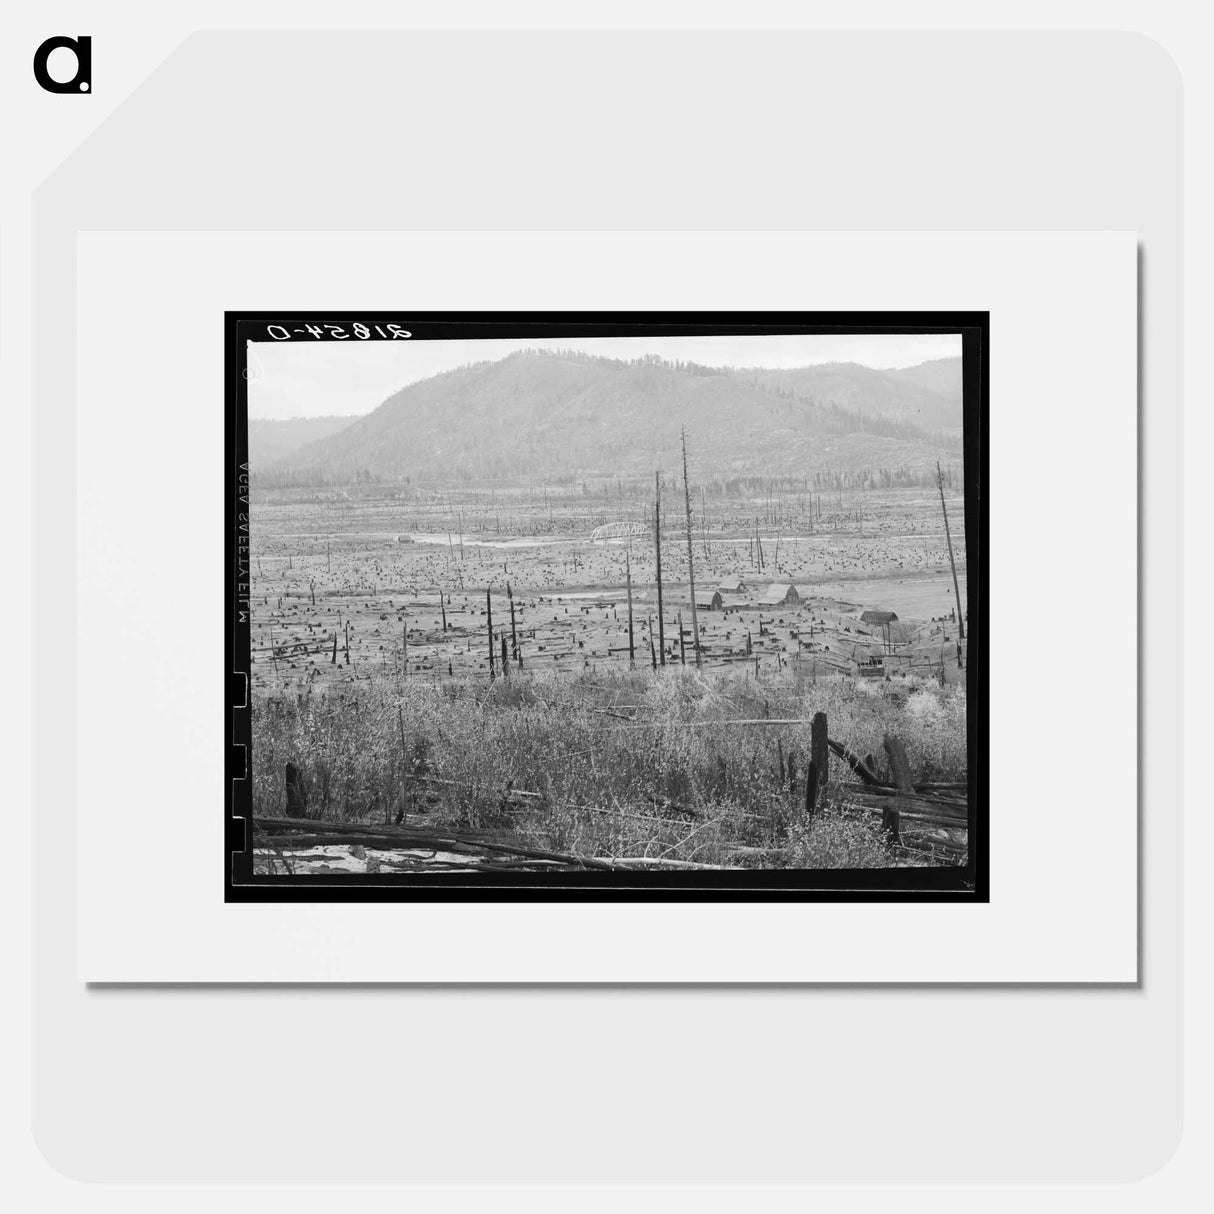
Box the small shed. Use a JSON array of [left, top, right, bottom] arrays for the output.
[[694, 590, 724, 611], [717, 577, 746, 595], [860, 609, 899, 654], [762, 583, 801, 607], [859, 610, 899, 625]]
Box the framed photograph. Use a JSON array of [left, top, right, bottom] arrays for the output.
[[75, 228, 1133, 981], [227, 312, 988, 902]]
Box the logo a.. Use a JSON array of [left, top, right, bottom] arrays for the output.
[[33, 35, 91, 93]]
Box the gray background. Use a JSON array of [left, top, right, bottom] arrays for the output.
[[32, 32, 1180, 1180]]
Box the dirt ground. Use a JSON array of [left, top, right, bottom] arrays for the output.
[[247, 485, 969, 695]]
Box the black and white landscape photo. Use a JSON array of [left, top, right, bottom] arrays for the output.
[[229, 317, 984, 897]]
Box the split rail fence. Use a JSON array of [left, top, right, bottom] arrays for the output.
[[253, 710, 968, 871]]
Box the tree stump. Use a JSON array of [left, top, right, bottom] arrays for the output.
[[285, 762, 308, 819]]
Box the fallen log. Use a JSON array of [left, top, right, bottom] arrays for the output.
[[837, 783, 968, 817], [841, 797, 968, 831], [256, 847, 571, 873], [255, 835, 441, 851], [253, 816, 620, 871], [826, 738, 883, 785], [256, 815, 457, 843], [252, 816, 748, 872]]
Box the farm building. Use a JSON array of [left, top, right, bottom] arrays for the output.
[[860, 609, 900, 654], [762, 583, 801, 607], [717, 577, 746, 594], [693, 590, 725, 611], [859, 610, 899, 625]]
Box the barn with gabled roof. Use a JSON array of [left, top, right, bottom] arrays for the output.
[[762, 583, 800, 607]]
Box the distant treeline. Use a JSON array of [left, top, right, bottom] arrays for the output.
[[716, 465, 961, 494], [249, 465, 384, 489], [248, 463, 961, 494]]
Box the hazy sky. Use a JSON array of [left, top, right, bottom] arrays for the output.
[[246, 332, 963, 420]]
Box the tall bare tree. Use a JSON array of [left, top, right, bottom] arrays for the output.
[[654, 471, 666, 665], [625, 544, 635, 669], [486, 587, 496, 680], [936, 461, 965, 640], [682, 429, 702, 667]]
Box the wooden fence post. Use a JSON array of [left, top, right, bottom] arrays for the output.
[[811, 712, 829, 789], [804, 711, 829, 820], [882, 734, 914, 846], [285, 762, 308, 818]]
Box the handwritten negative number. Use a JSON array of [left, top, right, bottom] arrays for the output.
[[265, 323, 413, 341]]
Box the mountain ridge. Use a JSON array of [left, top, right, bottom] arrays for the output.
[[262, 349, 964, 484]]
